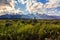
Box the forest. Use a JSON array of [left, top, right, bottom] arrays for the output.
[[0, 19, 60, 40]]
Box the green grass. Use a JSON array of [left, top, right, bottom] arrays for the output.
[[0, 19, 60, 40]]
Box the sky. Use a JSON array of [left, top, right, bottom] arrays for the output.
[[0, 0, 60, 16]]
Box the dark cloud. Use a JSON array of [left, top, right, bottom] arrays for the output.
[[0, 0, 11, 7]]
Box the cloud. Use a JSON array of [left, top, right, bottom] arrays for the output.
[[0, 0, 22, 15], [45, 0, 60, 8], [18, 0, 60, 16], [0, 0, 58, 16], [0, 0, 14, 11]]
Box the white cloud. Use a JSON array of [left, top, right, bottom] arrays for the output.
[[18, 0, 60, 16], [0, 0, 22, 15], [45, 0, 60, 8]]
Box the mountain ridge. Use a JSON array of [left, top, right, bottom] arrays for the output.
[[0, 14, 60, 19]]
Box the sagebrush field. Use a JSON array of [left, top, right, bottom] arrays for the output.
[[0, 19, 60, 40]]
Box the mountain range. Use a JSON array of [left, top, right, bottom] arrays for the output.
[[0, 14, 60, 19]]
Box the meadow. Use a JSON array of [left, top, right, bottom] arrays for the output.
[[0, 19, 60, 40]]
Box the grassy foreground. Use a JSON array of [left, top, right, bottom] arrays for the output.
[[0, 19, 60, 40]]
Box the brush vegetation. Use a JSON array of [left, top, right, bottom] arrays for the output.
[[0, 19, 60, 40]]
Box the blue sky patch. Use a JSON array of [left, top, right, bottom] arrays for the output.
[[37, 0, 49, 4]]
